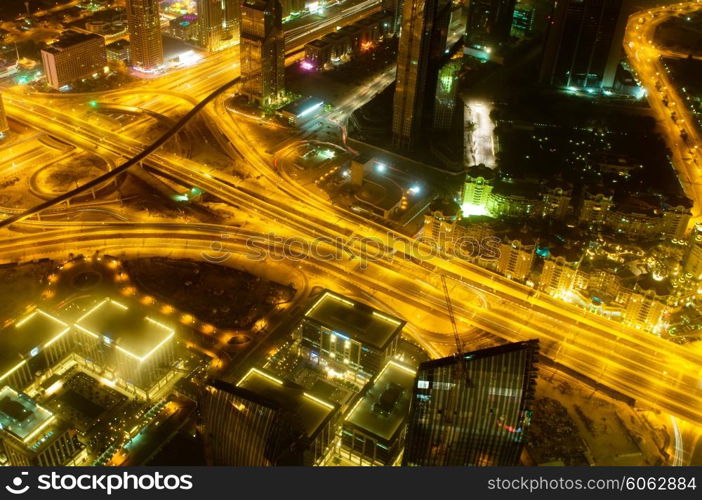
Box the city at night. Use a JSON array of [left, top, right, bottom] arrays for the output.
[[0, 0, 700, 497]]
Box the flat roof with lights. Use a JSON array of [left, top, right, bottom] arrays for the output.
[[75, 298, 175, 361], [304, 291, 405, 350], [345, 361, 416, 442], [0, 310, 70, 382], [0, 386, 55, 444], [236, 368, 336, 439]]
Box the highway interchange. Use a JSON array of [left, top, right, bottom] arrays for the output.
[[1, 0, 702, 463]]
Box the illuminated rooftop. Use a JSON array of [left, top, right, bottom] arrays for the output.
[[0, 310, 70, 382], [304, 291, 405, 349], [0, 386, 55, 444], [75, 298, 174, 361], [237, 368, 336, 439], [345, 361, 416, 442]]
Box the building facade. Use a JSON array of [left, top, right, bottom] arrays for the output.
[[467, 0, 517, 42], [200, 379, 278, 466], [41, 30, 106, 89], [539, 0, 624, 89], [496, 238, 535, 282]]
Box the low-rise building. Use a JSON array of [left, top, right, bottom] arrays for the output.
[[341, 361, 415, 466], [0, 386, 82, 466], [106, 39, 130, 63], [295, 290, 404, 381]]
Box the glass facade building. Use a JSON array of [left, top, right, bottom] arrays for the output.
[[403, 340, 538, 466], [392, 0, 452, 148], [539, 0, 624, 89]]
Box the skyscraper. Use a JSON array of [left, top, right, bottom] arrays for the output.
[[200, 372, 338, 466], [0, 93, 9, 135], [222, 0, 241, 43], [466, 0, 517, 42], [197, 0, 224, 50], [126, 0, 164, 72], [392, 0, 452, 148], [539, 0, 623, 89], [240, 0, 285, 106], [403, 341, 538, 466]]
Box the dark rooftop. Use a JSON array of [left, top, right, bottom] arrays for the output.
[[43, 29, 104, 53], [0, 310, 69, 379], [235, 368, 337, 439], [345, 361, 416, 442], [304, 291, 405, 349]]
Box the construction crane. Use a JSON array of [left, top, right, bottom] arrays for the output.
[[440, 274, 462, 355]]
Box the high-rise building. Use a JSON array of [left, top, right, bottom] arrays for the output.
[[0, 92, 9, 135], [126, 0, 164, 72], [197, 0, 224, 50], [0, 386, 82, 466], [403, 341, 539, 466], [40, 30, 106, 90], [467, 0, 517, 42], [201, 371, 338, 466], [240, 0, 285, 106], [510, 1, 536, 39], [222, 0, 241, 42], [392, 0, 452, 148], [539, 0, 624, 89]]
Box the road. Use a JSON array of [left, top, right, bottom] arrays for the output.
[[624, 1, 702, 221]]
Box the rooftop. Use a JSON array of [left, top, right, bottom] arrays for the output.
[[75, 298, 174, 361], [0, 310, 70, 382], [304, 291, 405, 349], [279, 96, 324, 118], [236, 368, 336, 439], [0, 386, 55, 444], [345, 361, 416, 442], [106, 39, 130, 50], [43, 29, 104, 53]]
